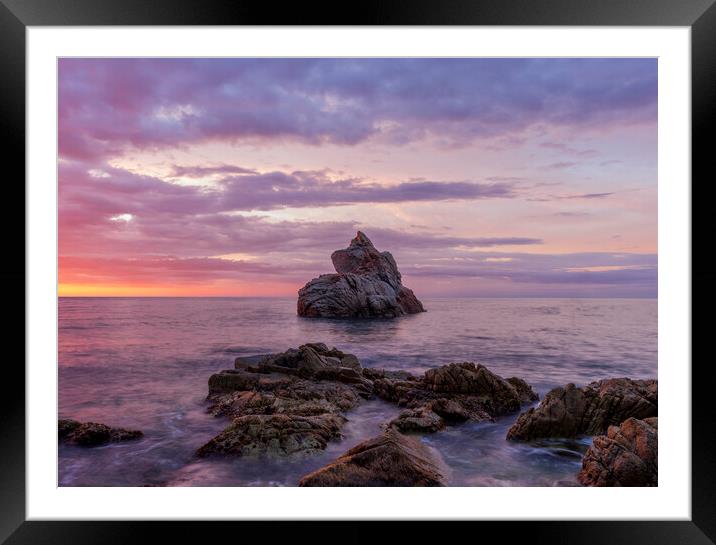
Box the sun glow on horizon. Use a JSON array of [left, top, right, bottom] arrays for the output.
[[58, 282, 300, 298]]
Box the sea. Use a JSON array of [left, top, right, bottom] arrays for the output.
[[58, 297, 657, 487]]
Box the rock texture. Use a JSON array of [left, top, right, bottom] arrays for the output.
[[198, 343, 370, 457], [298, 428, 448, 486], [578, 417, 658, 486], [200, 343, 539, 458], [196, 413, 346, 458], [297, 231, 425, 318], [507, 378, 657, 441], [58, 419, 143, 446], [374, 362, 539, 433]]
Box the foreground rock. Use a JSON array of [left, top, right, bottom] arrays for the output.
[[197, 343, 369, 457], [297, 231, 425, 318], [578, 417, 658, 486], [507, 378, 657, 441], [58, 419, 143, 446], [208, 343, 370, 418], [197, 413, 345, 458], [298, 428, 448, 486], [374, 362, 538, 433], [199, 343, 539, 457]]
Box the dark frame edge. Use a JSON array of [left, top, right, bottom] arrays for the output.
[[691, 0, 716, 542], [0, 1, 26, 544], [4, 0, 716, 543]]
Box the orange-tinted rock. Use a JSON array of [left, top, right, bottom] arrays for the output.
[[298, 428, 448, 486], [507, 378, 657, 440], [578, 417, 658, 486]]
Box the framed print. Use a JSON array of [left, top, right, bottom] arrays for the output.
[[4, 0, 715, 543]]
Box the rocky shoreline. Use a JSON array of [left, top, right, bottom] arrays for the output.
[[192, 342, 658, 486], [58, 340, 657, 487]]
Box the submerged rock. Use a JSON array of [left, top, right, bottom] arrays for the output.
[[376, 362, 538, 433], [506, 378, 657, 441], [298, 428, 448, 486], [58, 419, 143, 446], [297, 231, 425, 318], [578, 417, 658, 486]]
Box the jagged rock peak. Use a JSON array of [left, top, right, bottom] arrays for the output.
[[330, 231, 400, 284], [297, 232, 425, 318]]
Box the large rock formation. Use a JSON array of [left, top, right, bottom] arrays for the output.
[[506, 378, 657, 441], [298, 428, 448, 486], [297, 231, 425, 318], [58, 419, 143, 447], [578, 417, 658, 487]]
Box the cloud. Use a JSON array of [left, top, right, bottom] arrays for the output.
[[217, 172, 515, 211], [542, 161, 577, 170], [485, 176, 524, 182], [358, 229, 541, 250], [527, 191, 615, 202], [563, 192, 614, 200], [170, 164, 258, 178], [59, 58, 658, 160], [57, 58, 658, 297], [58, 161, 541, 266], [59, 255, 297, 284], [401, 251, 657, 290], [59, 162, 517, 223], [539, 142, 597, 157], [59, 239, 655, 297], [553, 211, 592, 217]]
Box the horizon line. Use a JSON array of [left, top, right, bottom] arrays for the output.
[[58, 295, 658, 300]]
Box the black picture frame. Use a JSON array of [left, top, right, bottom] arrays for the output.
[[3, 1, 714, 543]]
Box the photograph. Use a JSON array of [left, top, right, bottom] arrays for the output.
[[57, 57, 658, 488]]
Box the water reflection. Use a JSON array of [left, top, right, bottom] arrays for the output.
[[58, 297, 656, 486]]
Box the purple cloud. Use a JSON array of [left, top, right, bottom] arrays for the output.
[[59, 162, 517, 222], [171, 164, 258, 177], [58, 58, 657, 298], [542, 161, 577, 170], [59, 58, 658, 160], [563, 192, 614, 200], [401, 251, 657, 295], [218, 172, 514, 210]]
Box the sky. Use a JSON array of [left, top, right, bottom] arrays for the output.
[[58, 58, 657, 298]]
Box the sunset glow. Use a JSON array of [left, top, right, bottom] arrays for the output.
[[58, 58, 657, 297]]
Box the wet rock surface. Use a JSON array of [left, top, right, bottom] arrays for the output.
[[578, 417, 658, 486], [199, 340, 659, 488], [58, 419, 143, 446], [377, 362, 539, 433], [199, 343, 370, 456], [200, 344, 539, 459], [297, 231, 425, 318], [506, 378, 657, 441], [196, 413, 346, 458], [298, 428, 448, 486]]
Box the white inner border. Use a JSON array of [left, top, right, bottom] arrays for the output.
[[27, 27, 691, 520]]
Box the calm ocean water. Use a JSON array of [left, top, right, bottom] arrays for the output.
[[58, 297, 657, 486]]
